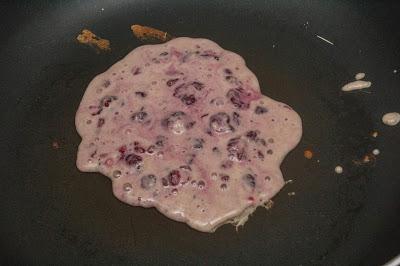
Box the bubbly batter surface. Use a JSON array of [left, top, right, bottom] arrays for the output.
[[76, 37, 302, 232]]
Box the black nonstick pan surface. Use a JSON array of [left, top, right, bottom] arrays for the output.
[[1, 1, 400, 265]]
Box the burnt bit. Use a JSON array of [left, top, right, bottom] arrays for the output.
[[212, 146, 219, 153], [200, 113, 209, 119], [257, 150, 265, 159], [267, 149, 273, 155], [160, 51, 169, 56]]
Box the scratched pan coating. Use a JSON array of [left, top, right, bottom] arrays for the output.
[[0, 1, 400, 265]]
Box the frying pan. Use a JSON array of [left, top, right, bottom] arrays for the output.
[[1, 0, 400, 265]]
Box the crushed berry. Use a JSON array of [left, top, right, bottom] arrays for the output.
[[169, 170, 181, 186], [97, 118, 105, 128]]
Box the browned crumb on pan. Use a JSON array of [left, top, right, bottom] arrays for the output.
[[52, 141, 60, 150], [304, 149, 313, 159], [131, 24, 173, 43], [76, 29, 110, 51], [353, 153, 376, 166], [263, 200, 274, 210]]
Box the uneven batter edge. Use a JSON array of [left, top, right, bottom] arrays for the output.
[[75, 37, 302, 232]]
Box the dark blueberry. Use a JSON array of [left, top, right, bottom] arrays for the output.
[[181, 94, 196, 105], [100, 95, 117, 107], [103, 80, 111, 88], [134, 146, 145, 153], [131, 111, 148, 122], [125, 153, 143, 169], [224, 68, 232, 75], [246, 130, 259, 140], [220, 175, 230, 182], [232, 112, 240, 126], [226, 89, 249, 109], [125, 154, 143, 170], [227, 137, 247, 161], [255, 106, 268, 114], [162, 178, 169, 187], [132, 67, 141, 75], [193, 138, 205, 150], [221, 160, 233, 169], [90, 150, 97, 158], [97, 118, 105, 128], [140, 174, 156, 190], [146, 145, 156, 154], [169, 170, 181, 186], [225, 75, 241, 85], [167, 78, 179, 87], [155, 135, 167, 147], [161, 111, 195, 134], [192, 81, 204, 91], [209, 112, 234, 134], [186, 121, 196, 129], [258, 139, 267, 146], [197, 180, 205, 189], [243, 174, 256, 188], [135, 91, 147, 97]]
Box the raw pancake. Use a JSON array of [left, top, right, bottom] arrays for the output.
[[75, 37, 302, 232]]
